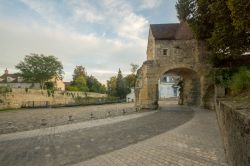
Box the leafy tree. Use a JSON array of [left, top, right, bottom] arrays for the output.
[[125, 74, 136, 89], [116, 69, 126, 99], [87, 75, 106, 93], [70, 66, 89, 92], [175, 0, 195, 21], [229, 67, 250, 95], [130, 63, 139, 75], [176, 0, 250, 64], [74, 76, 89, 91], [45, 81, 54, 90], [107, 76, 117, 96], [73, 65, 87, 81], [227, 0, 250, 32], [66, 85, 79, 91], [124, 64, 139, 94], [16, 53, 63, 89]]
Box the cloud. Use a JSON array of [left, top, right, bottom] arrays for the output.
[[69, 0, 105, 23], [1, 0, 177, 84], [0, 19, 146, 83], [139, 0, 162, 10], [117, 13, 149, 40]]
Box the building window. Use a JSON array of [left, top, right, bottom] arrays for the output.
[[163, 49, 168, 55]]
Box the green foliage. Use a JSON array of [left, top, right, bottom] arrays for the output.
[[71, 66, 89, 92], [130, 63, 139, 74], [87, 75, 106, 93], [73, 65, 87, 81], [108, 66, 138, 98], [0, 86, 11, 95], [67, 66, 106, 93], [229, 67, 250, 95], [15, 53, 64, 89], [66, 85, 79, 91], [116, 69, 127, 99], [175, 0, 195, 21], [214, 69, 234, 88], [176, 0, 250, 64], [227, 0, 250, 32], [45, 81, 54, 90], [107, 76, 117, 96], [47, 89, 51, 97], [74, 76, 89, 92], [25, 87, 28, 93], [124, 74, 136, 90]]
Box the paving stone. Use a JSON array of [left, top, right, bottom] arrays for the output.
[[0, 101, 227, 166]]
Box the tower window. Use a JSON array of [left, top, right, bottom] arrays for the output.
[[163, 49, 168, 55]]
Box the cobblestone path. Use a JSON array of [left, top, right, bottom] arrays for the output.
[[0, 102, 227, 166]]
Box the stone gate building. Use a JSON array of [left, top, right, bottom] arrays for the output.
[[135, 22, 213, 109]]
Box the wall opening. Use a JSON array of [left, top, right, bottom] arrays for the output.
[[157, 68, 201, 107]]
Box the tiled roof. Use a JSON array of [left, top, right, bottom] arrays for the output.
[[150, 22, 194, 40], [0, 73, 19, 83]]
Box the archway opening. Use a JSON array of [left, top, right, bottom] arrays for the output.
[[157, 68, 201, 107]]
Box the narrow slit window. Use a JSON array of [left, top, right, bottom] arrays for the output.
[[163, 49, 168, 55]]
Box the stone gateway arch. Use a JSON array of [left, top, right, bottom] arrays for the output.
[[135, 22, 213, 110]]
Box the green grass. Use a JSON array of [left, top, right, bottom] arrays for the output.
[[231, 95, 250, 102], [0, 108, 20, 112]]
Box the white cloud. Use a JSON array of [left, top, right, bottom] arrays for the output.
[[69, 0, 105, 23], [139, 0, 162, 10], [117, 13, 149, 40], [0, 20, 146, 84], [0, 0, 155, 84]]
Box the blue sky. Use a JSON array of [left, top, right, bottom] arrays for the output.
[[0, 0, 178, 83]]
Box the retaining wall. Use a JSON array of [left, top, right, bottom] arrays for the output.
[[216, 100, 250, 166]]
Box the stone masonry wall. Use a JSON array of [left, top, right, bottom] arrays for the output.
[[216, 100, 250, 166], [0, 89, 107, 110]]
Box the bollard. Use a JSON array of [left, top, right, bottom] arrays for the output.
[[8, 122, 13, 127], [106, 111, 111, 117], [90, 112, 94, 119], [68, 115, 73, 121], [41, 119, 47, 126], [122, 109, 126, 115]]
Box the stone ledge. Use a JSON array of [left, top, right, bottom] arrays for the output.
[[216, 99, 250, 166]]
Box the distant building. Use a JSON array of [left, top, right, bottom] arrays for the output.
[[50, 76, 65, 91], [0, 68, 40, 89], [126, 88, 135, 102], [0, 68, 65, 90], [158, 74, 179, 99]]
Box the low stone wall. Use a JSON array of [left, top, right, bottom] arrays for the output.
[[0, 89, 107, 110], [216, 100, 250, 166]]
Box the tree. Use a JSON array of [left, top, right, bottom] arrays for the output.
[[71, 65, 88, 92], [176, 0, 250, 64], [227, 0, 250, 32], [130, 63, 139, 75], [116, 69, 127, 99], [107, 76, 117, 96], [125, 74, 136, 88], [73, 65, 87, 81], [87, 75, 106, 93], [175, 0, 195, 21], [16, 53, 63, 89]]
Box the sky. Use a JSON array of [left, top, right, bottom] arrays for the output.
[[0, 0, 178, 84]]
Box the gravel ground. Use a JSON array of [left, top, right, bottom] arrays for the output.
[[0, 103, 135, 134]]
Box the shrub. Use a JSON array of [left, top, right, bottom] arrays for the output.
[[66, 85, 79, 91], [229, 67, 250, 95]]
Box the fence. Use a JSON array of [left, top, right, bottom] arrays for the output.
[[21, 97, 126, 108]]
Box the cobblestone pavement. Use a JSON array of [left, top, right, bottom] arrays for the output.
[[0, 101, 227, 166], [0, 103, 135, 134]]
